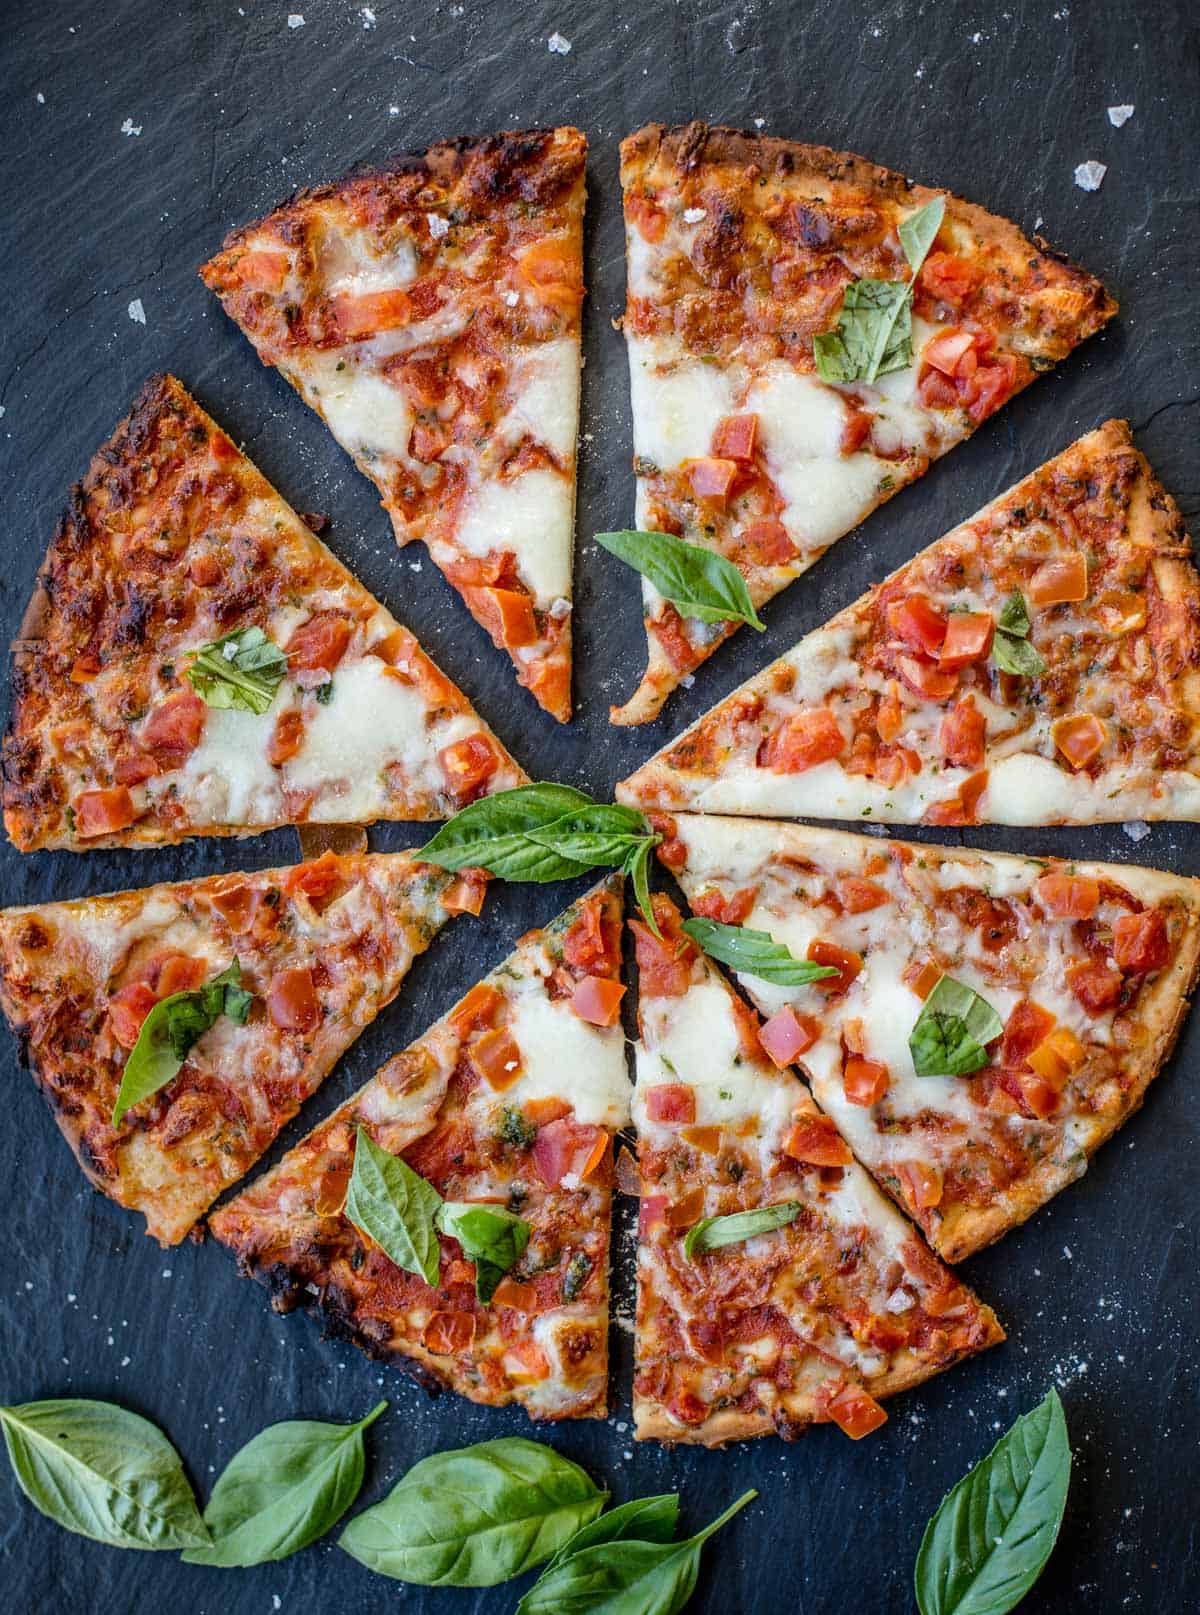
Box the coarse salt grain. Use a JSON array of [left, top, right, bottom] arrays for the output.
[[504, 290, 519, 306], [547, 32, 571, 53], [428, 214, 449, 239], [287, 13, 305, 27], [682, 207, 706, 223], [1107, 104, 1134, 127], [1123, 819, 1150, 842], [127, 299, 146, 325], [1074, 160, 1107, 191]]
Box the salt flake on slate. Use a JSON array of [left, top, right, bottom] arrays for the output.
[[35, 92, 45, 104], [120, 117, 142, 136], [1074, 160, 1107, 191], [1123, 819, 1151, 842], [361, 5, 376, 26], [127, 298, 146, 325], [1108, 103, 1134, 126], [287, 12, 305, 27], [547, 31, 571, 53]]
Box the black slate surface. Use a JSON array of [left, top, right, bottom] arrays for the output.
[[2, 1, 1198, 1611]]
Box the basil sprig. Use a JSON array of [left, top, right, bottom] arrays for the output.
[[541, 1493, 680, 1571], [111, 960, 253, 1128], [991, 589, 1047, 678], [435, 1202, 532, 1303], [909, 975, 1004, 1077], [185, 626, 288, 714], [681, 917, 839, 987], [596, 529, 766, 631], [683, 1202, 802, 1260], [338, 1436, 608, 1586], [915, 1388, 1071, 1615], [0, 1399, 208, 1551], [343, 1127, 444, 1287], [182, 1401, 386, 1568], [516, 1488, 757, 1615], [814, 195, 946, 384]]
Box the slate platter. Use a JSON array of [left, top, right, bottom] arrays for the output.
[[2, 1, 1198, 1611]]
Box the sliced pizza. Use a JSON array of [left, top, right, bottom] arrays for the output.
[[0, 850, 483, 1245], [612, 121, 1117, 724], [200, 128, 586, 722], [3, 375, 525, 853], [630, 895, 1002, 1446], [620, 422, 1200, 825], [657, 812, 1200, 1261], [210, 876, 629, 1421]]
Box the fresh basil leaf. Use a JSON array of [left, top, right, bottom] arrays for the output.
[[343, 1128, 443, 1286], [909, 975, 1004, 1077], [185, 626, 288, 715], [991, 630, 1046, 679], [684, 1203, 802, 1260], [596, 530, 766, 632], [996, 589, 1033, 638], [0, 1398, 208, 1551], [624, 836, 661, 937], [915, 1388, 1071, 1615], [527, 803, 655, 867], [898, 195, 947, 273], [543, 1494, 681, 1572], [315, 678, 335, 706], [182, 1401, 386, 1568], [435, 1203, 530, 1304], [681, 918, 839, 987], [515, 1487, 757, 1615], [420, 783, 596, 882], [814, 278, 914, 384], [338, 1436, 607, 1587], [111, 959, 252, 1128]]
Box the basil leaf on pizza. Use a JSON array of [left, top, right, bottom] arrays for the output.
[[898, 195, 947, 273], [420, 783, 596, 882], [182, 1401, 387, 1568], [996, 588, 1033, 638], [624, 836, 661, 939], [185, 625, 288, 714], [681, 918, 839, 986], [684, 1203, 801, 1260], [910, 976, 1004, 1077], [338, 1436, 607, 1586], [915, 1388, 1071, 1615], [435, 1203, 531, 1303], [992, 589, 1047, 677], [343, 1128, 443, 1287], [596, 530, 767, 631], [526, 802, 658, 868], [111, 960, 253, 1128]]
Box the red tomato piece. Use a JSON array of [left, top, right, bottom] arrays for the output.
[[140, 689, 206, 768], [639, 1194, 668, 1235], [758, 1006, 821, 1068], [108, 982, 159, 1050], [919, 253, 980, 306], [630, 913, 697, 998], [651, 605, 700, 673], [843, 1056, 889, 1107], [1001, 1000, 1058, 1068], [711, 414, 758, 462], [627, 194, 667, 242], [685, 456, 739, 503], [210, 881, 260, 935], [784, 1116, 852, 1167], [532, 1118, 608, 1188], [563, 897, 614, 973], [570, 975, 626, 1027], [897, 655, 959, 701], [887, 595, 947, 657], [331, 289, 413, 340], [820, 1380, 888, 1440], [113, 749, 159, 786], [1015, 1071, 1061, 1119], [838, 878, 890, 914], [73, 787, 137, 839], [897, 1159, 943, 1210], [940, 696, 987, 768], [155, 954, 208, 999], [287, 850, 345, 909], [267, 709, 305, 766], [840, 408, 873, 455], [760, 709, 846, 773], [1035, 872, 1100, 919], [644, 1084, 696, 1125], [963, 355, 1018, 424], [1067, 959, 1124, 1014], [439, 734, 502, 803], [1029, 553, 1088, 606], [691, 886, 757, 925], [469, 1027, 524, 1091], [1053, 714, 1107, 770], [924, 769, 989, 826], [286, 613, 352, 673], [922, 328, 978, 378], [1112, 910, 1170, 975], [450, 982, 504, 1035], [808, 940, 863, 995], [234, 250, 290, 291], [740, 520, 798, 566], [464, 586, 539, 649], [268, 966, 320, 1033], [938, 612, 994, 669], [442, 871, 488, 917], [422, 1312, 476, 1354]]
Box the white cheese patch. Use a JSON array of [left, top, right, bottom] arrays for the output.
[[303, 355, 414, 464], [746, 363, 848, 461], [503, 988, 630, 1128], [162, 702, 287, 826], [454, 468, 573, 605], [626, 334, 736, 468], [501, 338, 580, 462]]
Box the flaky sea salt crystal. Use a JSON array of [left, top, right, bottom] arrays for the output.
[[1123, 820, 1151, 842], [1108, 104, 1134, 127], [127, 299, 146, 325], [1074, 160, 1107, 191], [427, 214, 449, 239], [547, 31, 571, 53], [682, 207, 706, 223], [287, 13, 305, 28], [121, 117, 142, 136]]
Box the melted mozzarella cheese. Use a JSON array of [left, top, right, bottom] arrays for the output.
[[162, 702, 289, 826], [501, 338, 580, 463], [745, 363, 848, 461], [303, 353, 415, 464], [626, 334, 737, 468], [501, 985, 630, 1128], [454, 469, 573, 604]]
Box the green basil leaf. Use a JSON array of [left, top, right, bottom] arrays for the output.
[[543, 1494, 680, 1572], [624, 836, 661, 937], [681, 918, 839, 986], [111, 960, 252, 1128], [315, 678, 335, 705], [991, 630, 1046, 679], [515, 1488, 757, 1615], [910, 976, 1004, 1077], [898, 195, 947, 273], [343, 1128, 443, 1286], [596, 530, 766, 632], [182, 1401, 386, 1568], [419, 783, 596, 882], [185, 626, 288, 714], [338, 1436, 607, 1587], [0, 1398, 208, 1551], [996, 589, 1033, 638], [435, 1203, 531, 1303], [814, 278, 913, 384], [915, 1388, 1071, 1615], [684, 1203, 802, 1260], [527, 803, 655, 868]]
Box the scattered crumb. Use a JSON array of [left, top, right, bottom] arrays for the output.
[[1074, 160, 1107, 192], [428, 214, 449, 240], [127, 298, 146, 325], [547, 31, 571, 54], [388, 105, 399, 116], [120, 117, 142, 136], [753, 117, 765, 129], [1123, 820, 1150, 842], [35, 92, 45, 104], [161, 1269, 172, 1278], [1108, 104, 1134, 126], [0, 406, 6, 421], [287, 12, 305, 27], [1063, 1244, 1073, 1259], [360, 5, 376, 26]]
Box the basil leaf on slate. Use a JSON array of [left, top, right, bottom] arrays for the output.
[[684, 1203, 802, 1260], [515, 1487, 757, 1615], [182, 1401, 387, 1568], [910, 975, 1004, 1077], [527, 802, 656, 868], [186, 625, 288, 715], [915, 1388, 1071, 1615], [624, 836, 661, 939], [898, 195, 947, 272], [991, 631, 1047, 678], [681, 918, 839, 987], [343, 1128, 443, 1286], [420, 783, 596, 882], [435, 1203, 531, 1304], [339, 1436, 607, 1587], [596, 530, 766, 632], [0, 1398, 208, 1551], [543, 1493, 681, 1573], [111, 960, 253, 1128], [996, 589, 1033, 638]]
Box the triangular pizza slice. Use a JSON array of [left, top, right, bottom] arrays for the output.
[[0, 850, 482, 1245], [611, 122, 1117, 724], [2, 375, 525, 853], [200, 128, 587, 722], [658, 812, 1200, 1261], [210, 877, 628, 1422], [630, 896, 1002, 1445], [620, 422, 1200, 825]]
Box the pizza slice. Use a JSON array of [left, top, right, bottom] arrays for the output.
[[3, 375, 525, 853], [0, 849, 483, 1245], [200, 128, 586, 722], [630, 895, 1002, 1446], [657, 812, 1200, 1261], [210, 876, 629, 1421], [611, 121, 1117, 724], [619, 422, 1200, 825]]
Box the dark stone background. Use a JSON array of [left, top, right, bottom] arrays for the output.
[[2, 1, 1197, 1610]]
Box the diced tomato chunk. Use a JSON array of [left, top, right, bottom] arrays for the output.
[[808, 940, 863, 995], [570, 975, 626, 1027], [442, 870, 488, 916], [876, 691, 904, 743], [784, 1115, 852, 1167], [692, 886, 756, 925], [897, 655, 958, 700], [1036, 872, 1100, 919], [645, 1083, 696, 1125], [685, 456, 739, 503], [439, 733, 502, 803], [1067, 959, 1124, 1014], [760, 709, 846, 773], [533, 1118, 608, 1188], [234, 250, 290, 291], [630, 909, 697, 998], [331, 289, 413, 340], [1015, 1072, 1061, 1119], [922, 328, 978, 378], [888, 595, 947, 657], [1001, 1000, 1058, 1068], [1112, 909, 1170, 975], [843, 1056, 889, 1107], [940, 696, 987, 768], [740, 520, 798, 566], [141, 689, 207, 768], [73, 787, 137, 839], [651, 604, 699, 673], [1029, 553, 1088, 606], [919, 253, 980, 305], [711, 414, 758, 462], [210, 881, 260, 935], [470, 1027, 524, 1090], [898, 1159, 943, 1210], [904, 960, 942, 1001], [286, 613, 353, 672], [287, 850, 346, 909], [155, 954, 208, 999], [963, 355, 1018, 424], [938, 612, 994, 669], [840, 408, 873, 455], [113, 749, 159, 786], [464, 586, 538, 649], [1053, 714, 1107, 770], [924, 769, 989, 826], [267, 708, 306, 766], [681, 1125, 722, 1155], [107, 982, 159, 1049], [1026, 1026, 1085, 1090], [759, 1006, 821, 1068], [268, 966, 319, 1033], [516, 240, 582, 309], [422, 1312, 476, 1354], [639, 1194, 668, 1235], [491, 1277, 540, 1314], [450, 982, 503, 1034], [820, 1380, 888, 1440], [563, 897, 614, 973], [626, 194, 667, 242], [839, 878, 890, 915]]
